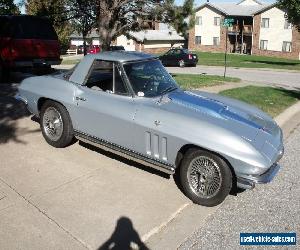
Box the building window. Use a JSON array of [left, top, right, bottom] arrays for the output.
[[260, 40, 268, 50], [214, 17, 220, 26], [213, 37, 220, 46], [261, 18, 270, 28], [195, 16, 202, 25], [282, 41, 292, 52], [284, 20, 292, 29], [195, 36, 201, 45]]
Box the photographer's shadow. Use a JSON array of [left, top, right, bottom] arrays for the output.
[[98, 217, 149, 250]]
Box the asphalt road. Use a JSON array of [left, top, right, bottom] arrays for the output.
[[179, 125, 300, 249], [167, 65, 300, 90]]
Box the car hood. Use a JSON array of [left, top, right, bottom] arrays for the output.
[[169, 90, 274, 128], [166, 90, 282, 153]]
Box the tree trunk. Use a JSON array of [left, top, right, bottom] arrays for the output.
[[99, 1, 114, 51], [101, 39, 112, 51], [82, 31, 88, 56]]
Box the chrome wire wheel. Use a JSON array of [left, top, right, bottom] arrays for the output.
[[187, 156, 222, 199], [42, 107, 64, 142]]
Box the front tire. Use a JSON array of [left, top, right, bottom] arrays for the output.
[[40, 100, 74, 148], [180, 148, 232, 207]]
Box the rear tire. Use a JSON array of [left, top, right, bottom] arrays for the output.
[[40, 100, 74, 148], [180, 148, 232, 207]]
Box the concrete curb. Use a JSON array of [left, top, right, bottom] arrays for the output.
[[196, 65, 300, 74], [275, 101, 300, 126], [275, 101, 300, 140]]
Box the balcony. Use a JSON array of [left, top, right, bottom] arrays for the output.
[[227, 25, 253, 34], [228, 25, 240, 33], [243, 25, 253, 34]]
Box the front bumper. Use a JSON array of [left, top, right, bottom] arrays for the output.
[[237, 163, 281, 189], [15, 93, 27, 105], [4, 59, 62, 68], [237, 146, 284, 190]]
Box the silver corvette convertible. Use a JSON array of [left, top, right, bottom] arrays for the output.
[[16, 51, 284, 206]]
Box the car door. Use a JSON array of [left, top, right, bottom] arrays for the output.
[[73, 60, 136, 149], [172, 49, 183, 65], [161, 50, 174, 66]]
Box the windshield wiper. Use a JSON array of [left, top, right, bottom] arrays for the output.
[[158, 86, 178, 103], [160, 86, 177, 96]]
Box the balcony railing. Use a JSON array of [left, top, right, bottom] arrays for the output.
[[227, 25, 253, 34], [228, 25, 240, 33], [243, 25, 253, 34]]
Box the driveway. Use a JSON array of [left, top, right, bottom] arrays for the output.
[[167, 65, 300, 89]]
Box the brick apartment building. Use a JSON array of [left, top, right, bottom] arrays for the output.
[[189, 0, 300, 60]]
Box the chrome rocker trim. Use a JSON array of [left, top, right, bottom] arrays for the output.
[[237, 163, 281, 190], [74, 130, 176, 175]]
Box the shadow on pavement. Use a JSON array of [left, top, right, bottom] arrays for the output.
[[0, 72, 39, 144], [98, 217, 149, 250], [79, 141, 170, 179]]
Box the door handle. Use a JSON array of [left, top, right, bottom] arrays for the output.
[[75, 96, 86, 101]]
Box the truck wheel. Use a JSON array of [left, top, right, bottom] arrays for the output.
[[40, 100, 74, 148], [180, 148, 232, 207]]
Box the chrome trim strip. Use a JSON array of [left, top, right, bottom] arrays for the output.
[[74, 130, 175, 175]]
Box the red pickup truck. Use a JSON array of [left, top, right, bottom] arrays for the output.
[[0, 15, 61, 81]]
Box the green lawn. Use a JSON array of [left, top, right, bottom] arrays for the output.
[[220, 86, 300, 117], [172, 74, 240, 89], [194, 52, 300, 71]]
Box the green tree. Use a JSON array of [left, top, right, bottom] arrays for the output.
[[0, 0, 20, 14], [66, 0, 99, 55], [277, 0, 300, 29], [98, 0, 194, 51]]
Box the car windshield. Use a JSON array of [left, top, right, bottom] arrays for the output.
[[123, 60, 178, 97]]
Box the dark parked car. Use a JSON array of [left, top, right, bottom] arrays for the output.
[[108, 46, 125, 51], [77, 45, 89, 54], [0, 15, 61, 81], [159, 48, 198, 67]]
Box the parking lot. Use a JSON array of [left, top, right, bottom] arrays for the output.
[[0, 70, 299, 249]]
